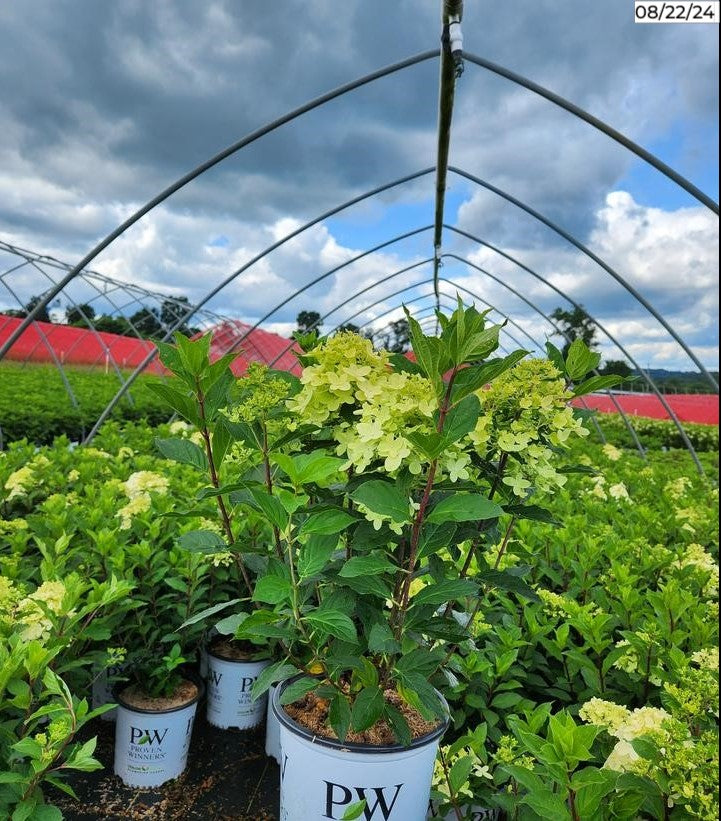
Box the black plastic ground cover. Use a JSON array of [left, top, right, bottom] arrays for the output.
[[50, 713, 280, 820]]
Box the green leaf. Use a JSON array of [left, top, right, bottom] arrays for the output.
[[235, 610, 295, 641], [203, 367, 234, 420], [175, 331, 211, 375], [405, 312, 446, 390], [180, 599, 245, 630], [278, 676, 318, 706], [350, 480, 409, 523], [251, 661, 299, 700], [351, 686, 384, 732], [503, 764, 546, 794], [304, 610, 358, 643], [147, 382, 199, 424], [452, 351, 528, 402], [572, 374, 622, 397], [565, 338, 601, 381], [298, 534, 338, 579], [253, 575, 292, 605], [478, 570, 539, 602], [339, 554, 396, 577], [522, 789, 572, 820], [396, 673, 444, 720], [448, 754, 475, 795], [341, 799, 367, 820], [273, 451, 346, 485], [426, 493, 502, 524], [417, 522, 457, 560], [177, 530, 227, 553], [440, 394, 481, 444], [404, 429, 445, 460], [411, 578, 477, 607], [155, 437, 208, 470], [157, 339, 187, 377], [631, 737, 661, 762], [211, 419, 233, 469], [367, 622, 401, 654], [329, 692, 351, 742], [337, 573, 392, 599], [384, 704, 411, 747], [389, 353, 422, 374], [28, 806, 63, 821], [459, 324, 502, 362], [545, 340, 566, 375], [491, 692, 525, 709], [505, 504, 561, 526], [299, 508, 357, 536], [248, 488, 289, 531]]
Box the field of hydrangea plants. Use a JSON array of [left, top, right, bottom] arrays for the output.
[[0, 308, 718, 821]]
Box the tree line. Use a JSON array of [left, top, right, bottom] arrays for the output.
[[4, 295, 200, 339]]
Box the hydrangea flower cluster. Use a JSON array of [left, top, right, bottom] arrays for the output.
[[580, 699, 671, 773], [117, 470, 169, 530], [291, 336, 588, 500], [470, 359, 589, 497], [674, 543, 719, 598], [289, 332, 391, 427], [290, 333, 476, 482], [601, 443, 623, 461], [231, 362, 294, 423], [3, 465, 35, 499], [0, 579, 71, 642], [582, 699, 719, 818]]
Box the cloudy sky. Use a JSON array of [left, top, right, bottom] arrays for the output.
[[0, 0, 718, 372]]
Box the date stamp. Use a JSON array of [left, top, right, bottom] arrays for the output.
[[635, 1, 719, 22]]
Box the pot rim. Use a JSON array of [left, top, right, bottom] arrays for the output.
[[206, 643, 272, 664], [113, 670, 205, 716], [272, 675, 450, 753]]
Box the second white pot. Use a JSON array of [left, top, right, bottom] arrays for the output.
[[206, 648, 271, 730]]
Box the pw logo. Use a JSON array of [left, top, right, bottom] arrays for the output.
[[324, 781, 403, 820], [239, 676, 257, 693], [130, 727, 168, 746]]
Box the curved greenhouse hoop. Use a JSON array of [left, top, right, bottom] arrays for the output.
[[447, 167, 718, 393], [0, 46, 711, 463]]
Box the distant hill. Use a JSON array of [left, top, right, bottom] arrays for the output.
[[625, 368, 719, 394]]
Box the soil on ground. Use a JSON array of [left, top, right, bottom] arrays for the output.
[[284, 689, 441, 745], [50, 708, 279, 820]]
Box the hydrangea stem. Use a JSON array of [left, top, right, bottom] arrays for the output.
[[396, 367, 458, 631], [195, 379, 254, 599]]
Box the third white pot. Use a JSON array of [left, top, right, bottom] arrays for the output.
[[265, 682, 281, 762]]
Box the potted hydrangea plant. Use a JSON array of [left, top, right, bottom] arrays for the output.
[[151, 302, 615, 819], [236, 302, 611, 820]]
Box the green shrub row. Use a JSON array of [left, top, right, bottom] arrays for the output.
[[592, 411, 718, 452], [0, 363, 171, 446]]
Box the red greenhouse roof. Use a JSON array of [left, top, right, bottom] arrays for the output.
[[572, 392, 718, 425], [0, 315, 302, 377]]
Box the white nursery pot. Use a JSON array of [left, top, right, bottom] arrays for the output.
[[273, 679, 449, 821], [206, 648, 271, 730], [113, 675, 204, 788], [265, 682, 281, 762], [91, 663, 126, 722]]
